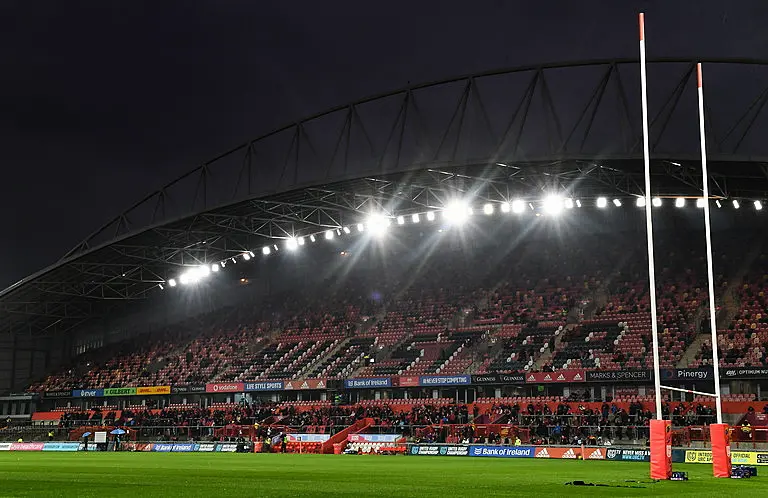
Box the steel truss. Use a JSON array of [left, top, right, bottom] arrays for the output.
[[4, 58, 768, 339]]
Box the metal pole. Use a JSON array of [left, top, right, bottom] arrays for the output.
[[639, 13, 663, 419], [695, 63, 724, 424]]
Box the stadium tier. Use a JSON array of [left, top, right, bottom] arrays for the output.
[[23, 232, 767, 392]]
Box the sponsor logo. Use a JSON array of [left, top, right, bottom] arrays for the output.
[[660, 368, 712, 381], [469, 446, 535, 458], [197, 443, 216, 452], [722, 368, 768, 379], [205, 383, 245, 393], [136, 386, 171, 395], [348, 434, 399, 443], [587, 448, 604, 460], [104, 387, 137, 397], [344, 378, 392, 389], [43, 391, 72, 398], [586, 370, 652, 382], [0, 443, 12, 451], [244, 381, 284, 391], [498, 374, 526, 384], [216, 443, 238, 452], [535, 448, 550, 458], [419, 375, 471, 386], [72, 389, 103, 398], [43, 442, 80, 452], [562, 448, 577, 459], [10, 442, 45, 451], [409, 445, 468, 456], [573, 373, 583, 381]]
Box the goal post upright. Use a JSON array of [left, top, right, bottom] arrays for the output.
[[696, 62, 731, 478], [639, 13, 672, 480]]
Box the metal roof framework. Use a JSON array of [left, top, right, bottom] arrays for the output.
[[3, 57, 768, 339]]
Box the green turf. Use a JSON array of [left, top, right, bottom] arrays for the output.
[[0, 453, 766, 497]]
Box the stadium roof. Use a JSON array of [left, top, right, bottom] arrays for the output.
[[4, 57, 768, 338]]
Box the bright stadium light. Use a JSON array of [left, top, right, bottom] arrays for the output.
[[367, 214, 391, 236], [443, 201, 470, 225], [343, 226, 351, 234], [325, 230, 334, 240], [309, 234, 316, 243], [483, 203, 494, 215], [179, 273, 190, 285], [297, 236, 305, 246], [396, 215, 405, 225], [612, 199, 622, 207], [500, 202, 511, 213], [696, 198, 706, 208], [411, 213, 420, 223], [168, 279, 177, 287], [636, 197, 646, 207], [564, 198, 574, 209], [755, 200, 763, 211], [198, 265, 210, 278], [675, 197, 686, 208], [262, 246, 271, 255], [243, 252, 251, 261], [652, 197, 662, 207], [357, 223, 365, 232], [286, 238, 299, 250], [575, 199, 582, 208], [511, 200, 525, 213], [211, 264, 219, 273], [596, 197, 608, 208], [715, 200, 722, 208], [733, 199, 740, 209], [543, 195, 564, 215], [426, 211, 435, 221]]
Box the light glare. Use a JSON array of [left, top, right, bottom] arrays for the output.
[[596, 197, 608, 208]]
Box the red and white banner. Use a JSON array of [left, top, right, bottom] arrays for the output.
[[284, 379, 327, 390], [10, 442, 45, 451], [526, 370, 585, 384], [534, 447, 580, 459], [398, 376, 419, 387], [205, 382, 245, 393]]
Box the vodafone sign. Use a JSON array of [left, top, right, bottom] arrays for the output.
[[205, 383, 245, 393]]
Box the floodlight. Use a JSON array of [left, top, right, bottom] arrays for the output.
[[696, 198, 706, 208], [262, 246, 271, 255], [564, 198, 574, 209], [675, 198, 685, 208], [612, 199, 622, 207], [396, 215, 405, 225], [343, 226, 351, 234], [511, 200, 525, 213], [483, 203, 494, 215], [636, 197, 646, 207], [596, 197, 608, 208], [325, 230, 334, 240], [357, 223, 365, 232], [652, 197, 662, 207], [733, 199, 740, 209], [755, 201, 763, 211], [310, 234, 316, 242], [211, 264, 219, 272], [411, 213, 420, 223], [500, 202, 510, 213], [367, 214, 390, 236], [286, 238, 298, 250], [243, 253, 251, 261], [199, 265, 210, 277], [297, 237, 305, 246], [443, 201, 470, 225], [426, 211, 435, 221], [715, 200, 721, 208], [543, 195, 564, 215], [168, 279, 177, 287]]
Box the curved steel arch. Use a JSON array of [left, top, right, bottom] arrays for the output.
[[4, 58, 768, 341], [65, 57, 768, 259]]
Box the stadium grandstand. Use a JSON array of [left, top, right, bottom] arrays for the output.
[[2, 58, 768, 468]]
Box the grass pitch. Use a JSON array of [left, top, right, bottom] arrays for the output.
[[1, 453, 766, 497]]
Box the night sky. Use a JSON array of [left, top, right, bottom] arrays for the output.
[[1, 1, 763, 288]]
